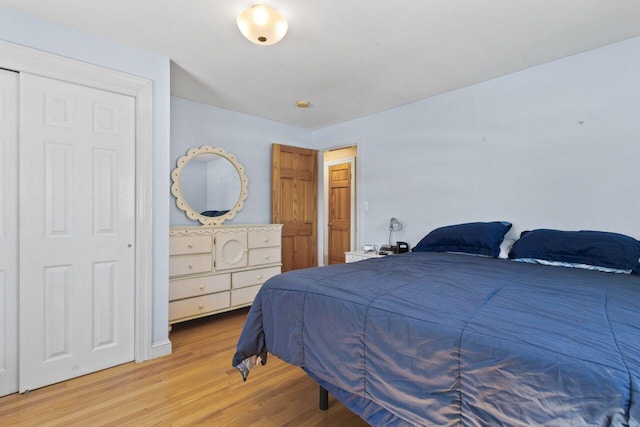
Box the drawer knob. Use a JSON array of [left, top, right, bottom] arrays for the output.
[[264, 254, 270, 259], [199, 285, 205, 290], [263, 237, 269, 242], [257, 275, 263, 280], [188, 263, 193, 269], [188, 243, 193, 248], [198, 304, 204, 309]]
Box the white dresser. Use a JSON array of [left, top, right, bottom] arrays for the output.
[[169, 224, 282, 324]]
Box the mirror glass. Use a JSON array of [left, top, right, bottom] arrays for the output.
[[171, 146, 248, 225]]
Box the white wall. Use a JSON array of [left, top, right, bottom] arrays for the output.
[[170, 97, 312, 226], [313, 36, 640, 249], [0, 6, 172, 346]]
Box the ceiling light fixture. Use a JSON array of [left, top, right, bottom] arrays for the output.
[[296, 100, 310, 108], [237, 5, 288, 46]]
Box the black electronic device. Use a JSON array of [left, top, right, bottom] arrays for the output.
[[396, 241, 409, 253], [378, 245, 396, 255], [379, 242, 409, 255]]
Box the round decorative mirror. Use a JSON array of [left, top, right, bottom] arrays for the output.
[[171, 145, 248, 226]]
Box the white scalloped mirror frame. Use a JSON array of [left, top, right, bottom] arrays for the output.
[[171, 145, 248, 226]]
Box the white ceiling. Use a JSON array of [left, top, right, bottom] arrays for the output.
[[2, 0, 640, 129]]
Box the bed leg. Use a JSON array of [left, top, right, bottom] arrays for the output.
[[319, 386, 329, 411]]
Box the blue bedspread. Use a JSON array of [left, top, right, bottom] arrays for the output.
[[232, 252, 640, 426]]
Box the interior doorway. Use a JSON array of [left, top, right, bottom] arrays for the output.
[[323, 146, 357, 265]]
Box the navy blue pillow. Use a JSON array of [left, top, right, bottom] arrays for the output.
[[509, 229, 640, 273], [412, 221, 512, 258]]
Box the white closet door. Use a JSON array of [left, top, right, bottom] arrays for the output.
[[0, 69, 18, 397], [19, 73, 136, 392]]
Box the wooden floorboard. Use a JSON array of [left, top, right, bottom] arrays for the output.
[[0, 309, 368, 426]]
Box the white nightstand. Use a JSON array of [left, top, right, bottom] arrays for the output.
[[345, 251, 385, 263]]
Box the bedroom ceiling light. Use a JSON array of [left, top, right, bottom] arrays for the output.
[[236, 5, 288, 46]]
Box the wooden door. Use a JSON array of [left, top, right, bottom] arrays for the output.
[[18, 73, 136, 392], [328, 163, 351, 264], [0, 69, 18, 397], [272, 144, 318, 272]]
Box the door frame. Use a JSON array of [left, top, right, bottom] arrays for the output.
[[0, 40, 155, 362]]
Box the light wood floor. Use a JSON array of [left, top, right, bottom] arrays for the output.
[[0, 308, 368, 426]]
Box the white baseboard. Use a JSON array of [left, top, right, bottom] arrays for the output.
[[147, 339, 172, 360]]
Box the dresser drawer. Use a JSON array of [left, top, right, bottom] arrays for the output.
[[169, 274, 231, 301], [248, 229, 281, 248], [231, 285, 261, 306], [345, 254, 361, 263], [232, 266, 281, 289], [169, 292, 230, 322], [170, 235, 212, 256], [169, 254, 213, 277], [249, 246, 281, 266]]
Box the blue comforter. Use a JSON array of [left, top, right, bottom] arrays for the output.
[[232, 252, 640, 426]]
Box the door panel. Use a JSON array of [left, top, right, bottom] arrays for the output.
[[328, 163, 351, 264], [19, 73, 136, 392], [0, 69, 18, 397], [272, 144, 318, 272]]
